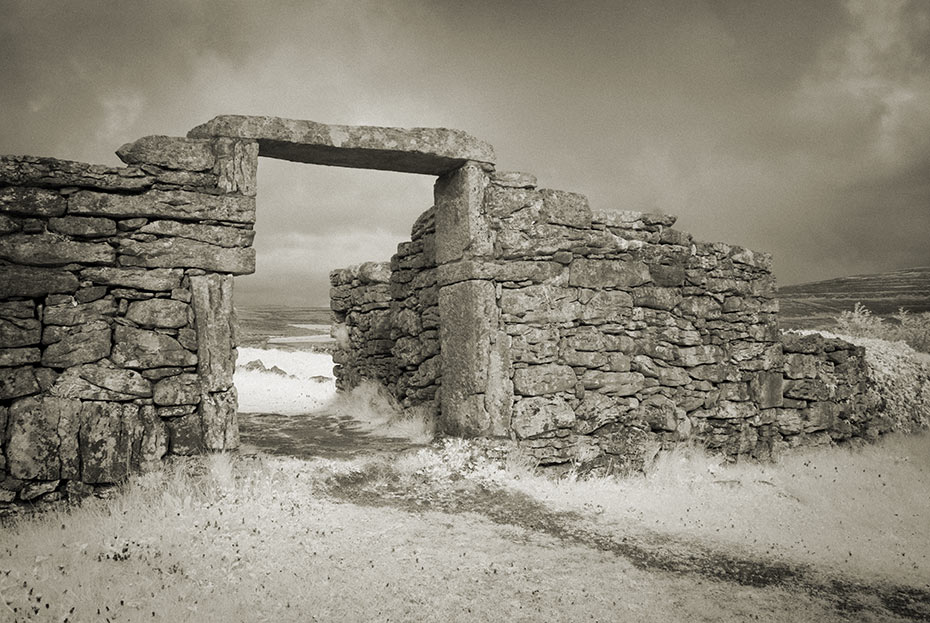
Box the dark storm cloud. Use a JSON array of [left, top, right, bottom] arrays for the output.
[[1, 0, 927, 305]]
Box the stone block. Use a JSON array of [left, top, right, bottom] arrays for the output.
[[191, 274, 235, 392], [0, 366, 39, 400], [783, 379, 831, 401], [126, 298, 190, 329], [50, 362, 152, 401], [0, 233, 115, 266], [7, 396, 82, 480], [0, 154, 154, 191], [435, 163, 491, 264], [166, 414, 206, 455], [511, 395, 575, 438], [138, 220, 255, 248], [0, 186, 66, 216], [75, 285, 108, 303], [0, 214, 20, 233], [118, 237, 255, 274], [803, 401, 837, 433], [569, 259, 650, 289], [154, 373, 201, 406], [750, 371, 784, 408], [111, 325, 197, 369], [499, 285, 581, 323], [580, 370, 645, 396], [0, 347, 40, 366], [213, 138, 259, 196], [79, 401, 141, 483], [513, 363, 576, 396], [135, 405, 168, 471], [438, 279, 497, 435], [579, 290, 633, 323], [0, 314, 40, 348], [675, 345, 725, 367], [43, 297, 117, 325], [116, 135, 216, 171], [655, 365, 691, 387], [539, 189, 592, 228], [200, 387, 239, 450], [48, 216, 117, 237], [784, 353, 819, 379], [713, 400, 757, 420], [688, 362, 740, 382], [81, 266, 183, 291], [632, 287, 682, 311], [69, 189, 256, 224], [188, 114, 495, 175], [41, 324, 111, 368], [639, 395, 681, 432]]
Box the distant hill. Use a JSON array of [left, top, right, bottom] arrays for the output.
[[776, 266, 930, 330]]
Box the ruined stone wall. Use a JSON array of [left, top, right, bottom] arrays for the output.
[[330, 205, 441, 417], [0, 135, 257, 504], [331, 164, 883, 471], [331, 262, 396, 390]]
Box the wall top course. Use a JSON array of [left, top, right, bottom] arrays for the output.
[[187, 115, 496, 176]]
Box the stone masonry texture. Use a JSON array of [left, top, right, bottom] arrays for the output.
[[0, 114, 911, 508]]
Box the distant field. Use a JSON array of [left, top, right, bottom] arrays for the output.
[[776, 266, 930, 329], [236, 306, 334, 349]]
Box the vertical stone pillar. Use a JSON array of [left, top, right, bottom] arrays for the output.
[[190, 273, 239, 450], [434, 163, 512, 436]]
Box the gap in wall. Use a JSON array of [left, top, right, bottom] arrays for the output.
[[232, 158, 435, 456]]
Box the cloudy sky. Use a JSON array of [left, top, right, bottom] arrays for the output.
[[2, 0, 928, 306]]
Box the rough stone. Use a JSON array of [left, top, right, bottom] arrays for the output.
[[43, 297, 117, 325], [6, 396, 82, 480], [166, 414, 205, 455], [80, 401, 141, 483], [0, 186, 66, 217], [200, 388, 239, 450], [48, 216, 117, 237], [138, 220, 254, 248], [0, 366, 39, 399], [188, 114, 496, 175], [569, 259, 651, 288], [580, 371, 645, 396], [212, 138, 259, 196], [69, 189, 256, 224], [0, 347, 40, 366], [0, 233, 115, 266], [126, 298, 190, 329], [116, 135, 216, 171], [153, 373, 201, 406], [50, 362, 152, 401], [0, 155, 153, 191], [81, 266, 183, 291], [118, 237, 255, 274], [511, 395, 575, 438], [41, 324, 111, 368], [751, 371, 784, 408], [0, 314, 40, 348], [513, 363, 576, 396], [190, 274, 235, 392], [111, 325, 197, 369], [434, 164, 492, 264]]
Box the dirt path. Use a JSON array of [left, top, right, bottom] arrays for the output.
[[324, 465, 930, 622]]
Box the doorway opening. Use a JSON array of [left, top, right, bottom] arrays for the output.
[[233, 158, 435, 459]]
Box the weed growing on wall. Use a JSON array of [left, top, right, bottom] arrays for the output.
[[836, 303, 930, 353]]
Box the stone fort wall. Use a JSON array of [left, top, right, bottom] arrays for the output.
[[0, 114, 897, 507], [331, 166, 884, 471], [0, 135, 257, 503]]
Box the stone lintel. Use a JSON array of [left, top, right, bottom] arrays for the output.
[[188, 115, 496, 175]]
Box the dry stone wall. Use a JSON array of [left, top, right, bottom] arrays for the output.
[[332, 165, 887, 472], [0, 112, 902, 500], [0, 134, 256, 504]]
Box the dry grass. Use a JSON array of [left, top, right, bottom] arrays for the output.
[[0, 452, 881, 623]]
